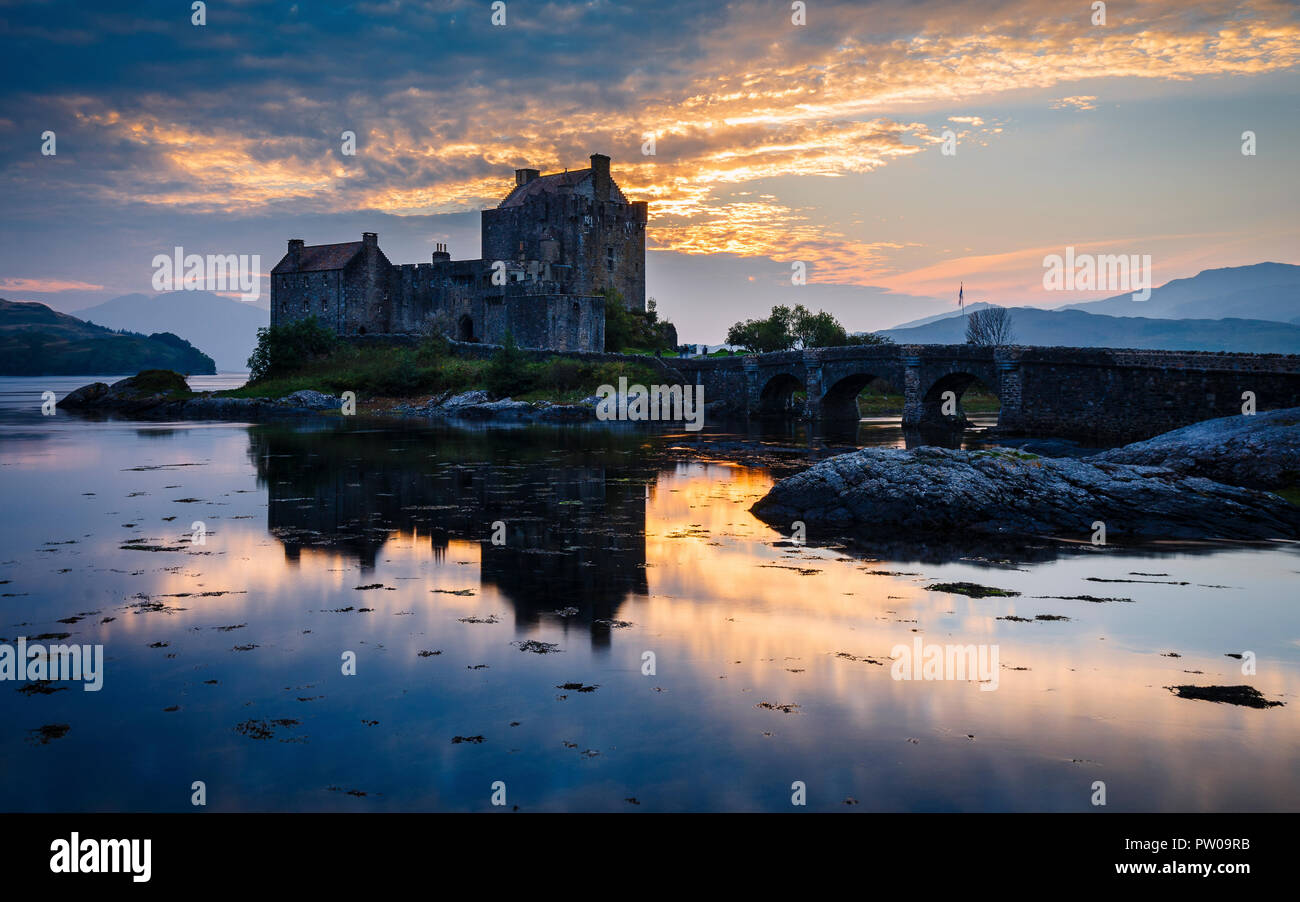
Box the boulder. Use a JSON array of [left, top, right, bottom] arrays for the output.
[[1096, 407, 1300, 489], [58, 369, 190, 413], [442, 390, 490, 409], [280, 389, 340, 411], [56, 382, 110, 409], [750, 445, 1300, 541]]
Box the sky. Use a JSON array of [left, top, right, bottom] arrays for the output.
[[1, 0, 1298, 342]]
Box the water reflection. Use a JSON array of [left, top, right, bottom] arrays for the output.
[[0, 412, 1296, 813], [252, 426, 651, 641]]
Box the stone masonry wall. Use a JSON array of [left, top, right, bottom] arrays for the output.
[[674, 345, 1300, 443]]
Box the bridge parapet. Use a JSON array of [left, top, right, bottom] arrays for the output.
[[671, 344, 1300, 442]]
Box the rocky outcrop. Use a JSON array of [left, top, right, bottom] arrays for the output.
[[750, 446, 1300, 540], [58, 370, 192, 414], [1095, 407, 1300, 489], [58, 372, 345, 419], [389, 390, 595, 422]]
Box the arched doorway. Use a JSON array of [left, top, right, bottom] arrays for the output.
[[458, 314, 474, 342]]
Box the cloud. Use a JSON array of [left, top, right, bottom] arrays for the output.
[[1051, 96, 1099, 110], [1, 0, 1298, 292], [0, 277, 104, 293]]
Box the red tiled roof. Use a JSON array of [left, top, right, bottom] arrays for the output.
[[271, 241, 364, 274]]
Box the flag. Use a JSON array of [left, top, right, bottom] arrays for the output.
[[959, 282, 964, 312]]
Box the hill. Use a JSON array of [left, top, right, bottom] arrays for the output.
[[0, 299, 216, 376], [883, 301, 999, 331], [880, 306, 1300, 354], [78, 291, 268, 372], [1061, 262, 1300, 322]]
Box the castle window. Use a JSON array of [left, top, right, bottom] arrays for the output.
[[606, 247, 615, 271]]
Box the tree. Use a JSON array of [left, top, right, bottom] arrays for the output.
[[965, 307, 1016, 347], [790, 305, 845, 349], [603, 288, 635, 352], [246, 316, 339, 383], [845, 331, 894, 346], [602, 288, 677, 353], [726, 304, 891, 352], [726, 305, 796, 352]]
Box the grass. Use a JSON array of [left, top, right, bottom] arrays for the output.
[[857, 388, 1001, 417], [1273, 485, 1300, 506], [125, 368, 195, 399], [619, 347, 680, 357], [220, 343, 669, 404], [972, 448, 1041, 462]]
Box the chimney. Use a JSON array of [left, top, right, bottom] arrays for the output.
[[362, 232, 378, 249], [590, 153, 611, 202], [288, 239, 304, 269], [432, 242, 451, 263], [515, 168, 540, 187]]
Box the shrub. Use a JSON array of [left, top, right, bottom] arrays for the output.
[[603, 287, 676, 353], [484, 333, 533, 399], [247, 316, 339, 383], [539, 358, 585, 391], [366, 349, 424, 396], [416, 332, 450, 365], [129, 369, 190, 395]]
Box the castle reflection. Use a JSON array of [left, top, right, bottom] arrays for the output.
[[249, 422, 653, 643]]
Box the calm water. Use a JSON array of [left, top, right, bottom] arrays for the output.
[[0, 377, 1296, 812]]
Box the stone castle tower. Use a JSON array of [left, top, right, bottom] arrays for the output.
[[270, 154, 647, 352]]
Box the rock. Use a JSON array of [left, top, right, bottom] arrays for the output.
[[750, 445, 1300, 540], [112, 369, 190, 396], [56, 382, 110, 409], [279, 389, 340, 411], [406, 389, 545, 421], [58, 370, 191, 413], [537, 404, 592, 422], [183, 396, 273, 417], [442, 390, 490, 408], [57, 374, 338, 420], [1096, 407, 1300, 489]]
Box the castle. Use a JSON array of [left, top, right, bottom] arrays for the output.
[[270, 154, 646, 353]]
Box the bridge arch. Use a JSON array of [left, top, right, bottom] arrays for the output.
[[757, 373, 803, 415], [918, 369, 1000, 428], [820, 372, 901, 420]]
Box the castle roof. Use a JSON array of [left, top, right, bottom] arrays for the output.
[[271, 241, 364, 274], [497, 168, 627, 208]]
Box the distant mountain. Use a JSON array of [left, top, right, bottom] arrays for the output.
[[1061, 262, 1300, 322], [881, 306, 1300, 354], [78, 291, 268, 372], [878, 301, 998, 332], [0, 299, 215, 376]]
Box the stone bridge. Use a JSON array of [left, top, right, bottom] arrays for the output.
[[673, 344, 1300, 443]]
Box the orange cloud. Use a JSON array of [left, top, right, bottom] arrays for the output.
[[33, 0, 1300, 291], [0, 277, 104, 293], [1050, 96, 1098, 110]]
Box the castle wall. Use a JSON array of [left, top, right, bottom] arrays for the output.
[[271, 269, 344, 330], [481, 194, 646, 310], [271, 159, 642, 351]]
